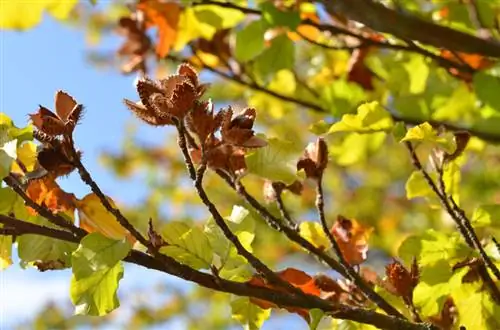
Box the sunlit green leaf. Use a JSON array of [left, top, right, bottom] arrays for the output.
[[413, 261, 468, 317], [330, 132, 386, 166], [398, 229, 472, 266], [403, 55, 429, 94], [452, 281, 500, 329], [471, 204, 500, 228], [400, 122, 456, 153], [328, 102, 394, 134], [160, 221, 213, 270], [231, 297, 271, 330], [321, 80, 366, 116], [70, 233, 131, 316]]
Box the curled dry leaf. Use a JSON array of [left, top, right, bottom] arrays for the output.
[[221, 107, 267, 148], [26, 176, 76, 217], [205, 142, 247, 177], [248, 268, 321, 320], [297, 138, 328, 179], [186, 100, 224, 145], [330, 215, 372, 265], [29, 91, 83, 137], [116, 15, 151, 74], [384, 259, 416, 305]]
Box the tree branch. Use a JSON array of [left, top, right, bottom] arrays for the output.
[[3, 175, 86, 239], [321, 0, 500, 57], [66, 136, 150, 247], [1, 212, 434, 330]]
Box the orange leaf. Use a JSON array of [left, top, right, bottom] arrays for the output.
[[26, 177, 76, 218], [330, 215, 372, 265], [440, 50, 495, 82], [247, 268, 321, 320], [138, 0, 180, 57]]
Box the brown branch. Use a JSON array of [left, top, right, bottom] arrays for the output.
[[66, 136, 149, 247], [1, 212, 434, 329], [321, 0, 500, 57]]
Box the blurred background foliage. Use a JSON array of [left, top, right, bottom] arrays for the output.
[[3, 0, 500, 329]]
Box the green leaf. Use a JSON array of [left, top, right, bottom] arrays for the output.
[[231, 297, 271, 330], [400, 122, 456, 154], [413, 261, 468, 317], [392, 122, 407, 141], [328, 102, 394, 134], [254, 34, 295, 77], [330, 132, 386, 166], [398, 229, 472, 266], [204, 206, 255, 281], [452, 281, 500, 329], [260, 2, 301, 29], [70, 233, 132, 316], [474, 72, 500, 113], [405, 171, 434, 199], [245, 137, 298, 184], [472, 204, 500, 228], [235, 20, 266, 62], [309, 309, 324, 330], [160, 221, 213, 270], [0, 188, 17, 214], [321, 79, 366, 117], [18, 217, 77, 266], [403, 55, 429, 94]]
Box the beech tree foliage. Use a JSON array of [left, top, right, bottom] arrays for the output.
[[3, 0, 500, 329]]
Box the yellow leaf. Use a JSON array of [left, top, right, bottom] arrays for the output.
[[11, 141, 37, 174], [0, 236, 12, 270], [299, 221, 330, 250], [76, 193, 136, 244], [0, 0, 77, 30]]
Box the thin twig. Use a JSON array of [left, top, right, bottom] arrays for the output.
[[405, 142, 500, 301], [315, 177, 404, 318], [3, 175, 86, 238], [273, 183, 297, 230], [66, 136, 149, 247], [218, 171, 405, 318]]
